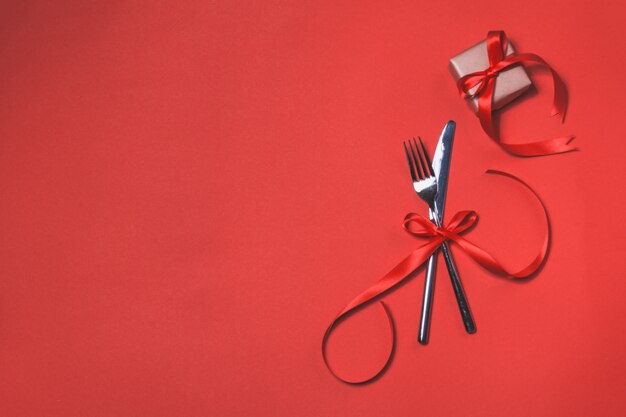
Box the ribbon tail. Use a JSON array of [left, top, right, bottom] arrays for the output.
[[322, 238, 442, 384], [476, 70, 575, 157], [477, 80, 498, 139], [550, 66, 568, 122], [502, 52, 569, 122], [449, 170, 551, 278], [499, 135, 577, 157]]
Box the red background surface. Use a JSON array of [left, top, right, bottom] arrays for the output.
[[0, 1, 625, 416]]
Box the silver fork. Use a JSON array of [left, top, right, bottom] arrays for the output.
[[403, 138, 476, 335]]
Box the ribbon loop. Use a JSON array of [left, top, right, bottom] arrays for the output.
[[456, 31, 576, 157], [322, 170, 550, 384]]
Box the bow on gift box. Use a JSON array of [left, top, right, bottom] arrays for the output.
[[457, 31, 576, 157], [322, 170, 550, 384]]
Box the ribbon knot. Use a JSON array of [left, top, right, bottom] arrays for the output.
[[484, 66, 498, 78], [455, 31, 576, 157], [460, 66, 501, 99], [322, 171, 551, 384], [403, 210, 477, 242]]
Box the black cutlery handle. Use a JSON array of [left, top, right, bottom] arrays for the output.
[[440, 241, 476, 334]]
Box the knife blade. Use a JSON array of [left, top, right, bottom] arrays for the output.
[[418, 121, 456, 344], [432, 121, 455, 218]]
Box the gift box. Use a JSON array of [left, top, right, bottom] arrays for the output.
[[449, 39, 532, 112]]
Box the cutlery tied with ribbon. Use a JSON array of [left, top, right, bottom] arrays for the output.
[[322, 170, 550, 384]]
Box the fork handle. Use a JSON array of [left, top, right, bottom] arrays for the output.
[[440, 241, 476, 334], [418, 249, 438, 344]]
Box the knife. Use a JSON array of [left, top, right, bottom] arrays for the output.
[[418, 121, 476, 344]]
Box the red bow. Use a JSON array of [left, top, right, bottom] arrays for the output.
[[457, 31, 576, 157], [322, 171, 550, 384]]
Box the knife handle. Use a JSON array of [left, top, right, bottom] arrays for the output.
[[440, 241, 476, 334], [430, 209, 476, 335]]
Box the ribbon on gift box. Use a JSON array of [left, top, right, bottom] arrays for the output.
[[322, 170, 550, 384], [456, 31, 576, 157]]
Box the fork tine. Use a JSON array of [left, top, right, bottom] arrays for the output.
[[413, 137, 429, 179], [418, 136, 435, 176], [408, 138, 424, 179], [403, 141, 417, 182]]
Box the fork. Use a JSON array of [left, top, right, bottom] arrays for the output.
[[403, 138, 476, 335]]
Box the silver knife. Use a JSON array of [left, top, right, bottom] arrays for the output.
[[418, 121, 476, 344]]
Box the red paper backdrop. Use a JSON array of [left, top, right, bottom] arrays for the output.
[[0, 1, 625, 416]]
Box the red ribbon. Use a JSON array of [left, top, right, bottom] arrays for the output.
[[457, 31, 576, 157], [322, 170, 550, 384]]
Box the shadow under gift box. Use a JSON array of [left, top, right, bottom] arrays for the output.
[[449, 39, 532, 112]]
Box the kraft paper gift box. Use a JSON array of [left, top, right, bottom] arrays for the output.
[[449, 39, 532, 112]]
